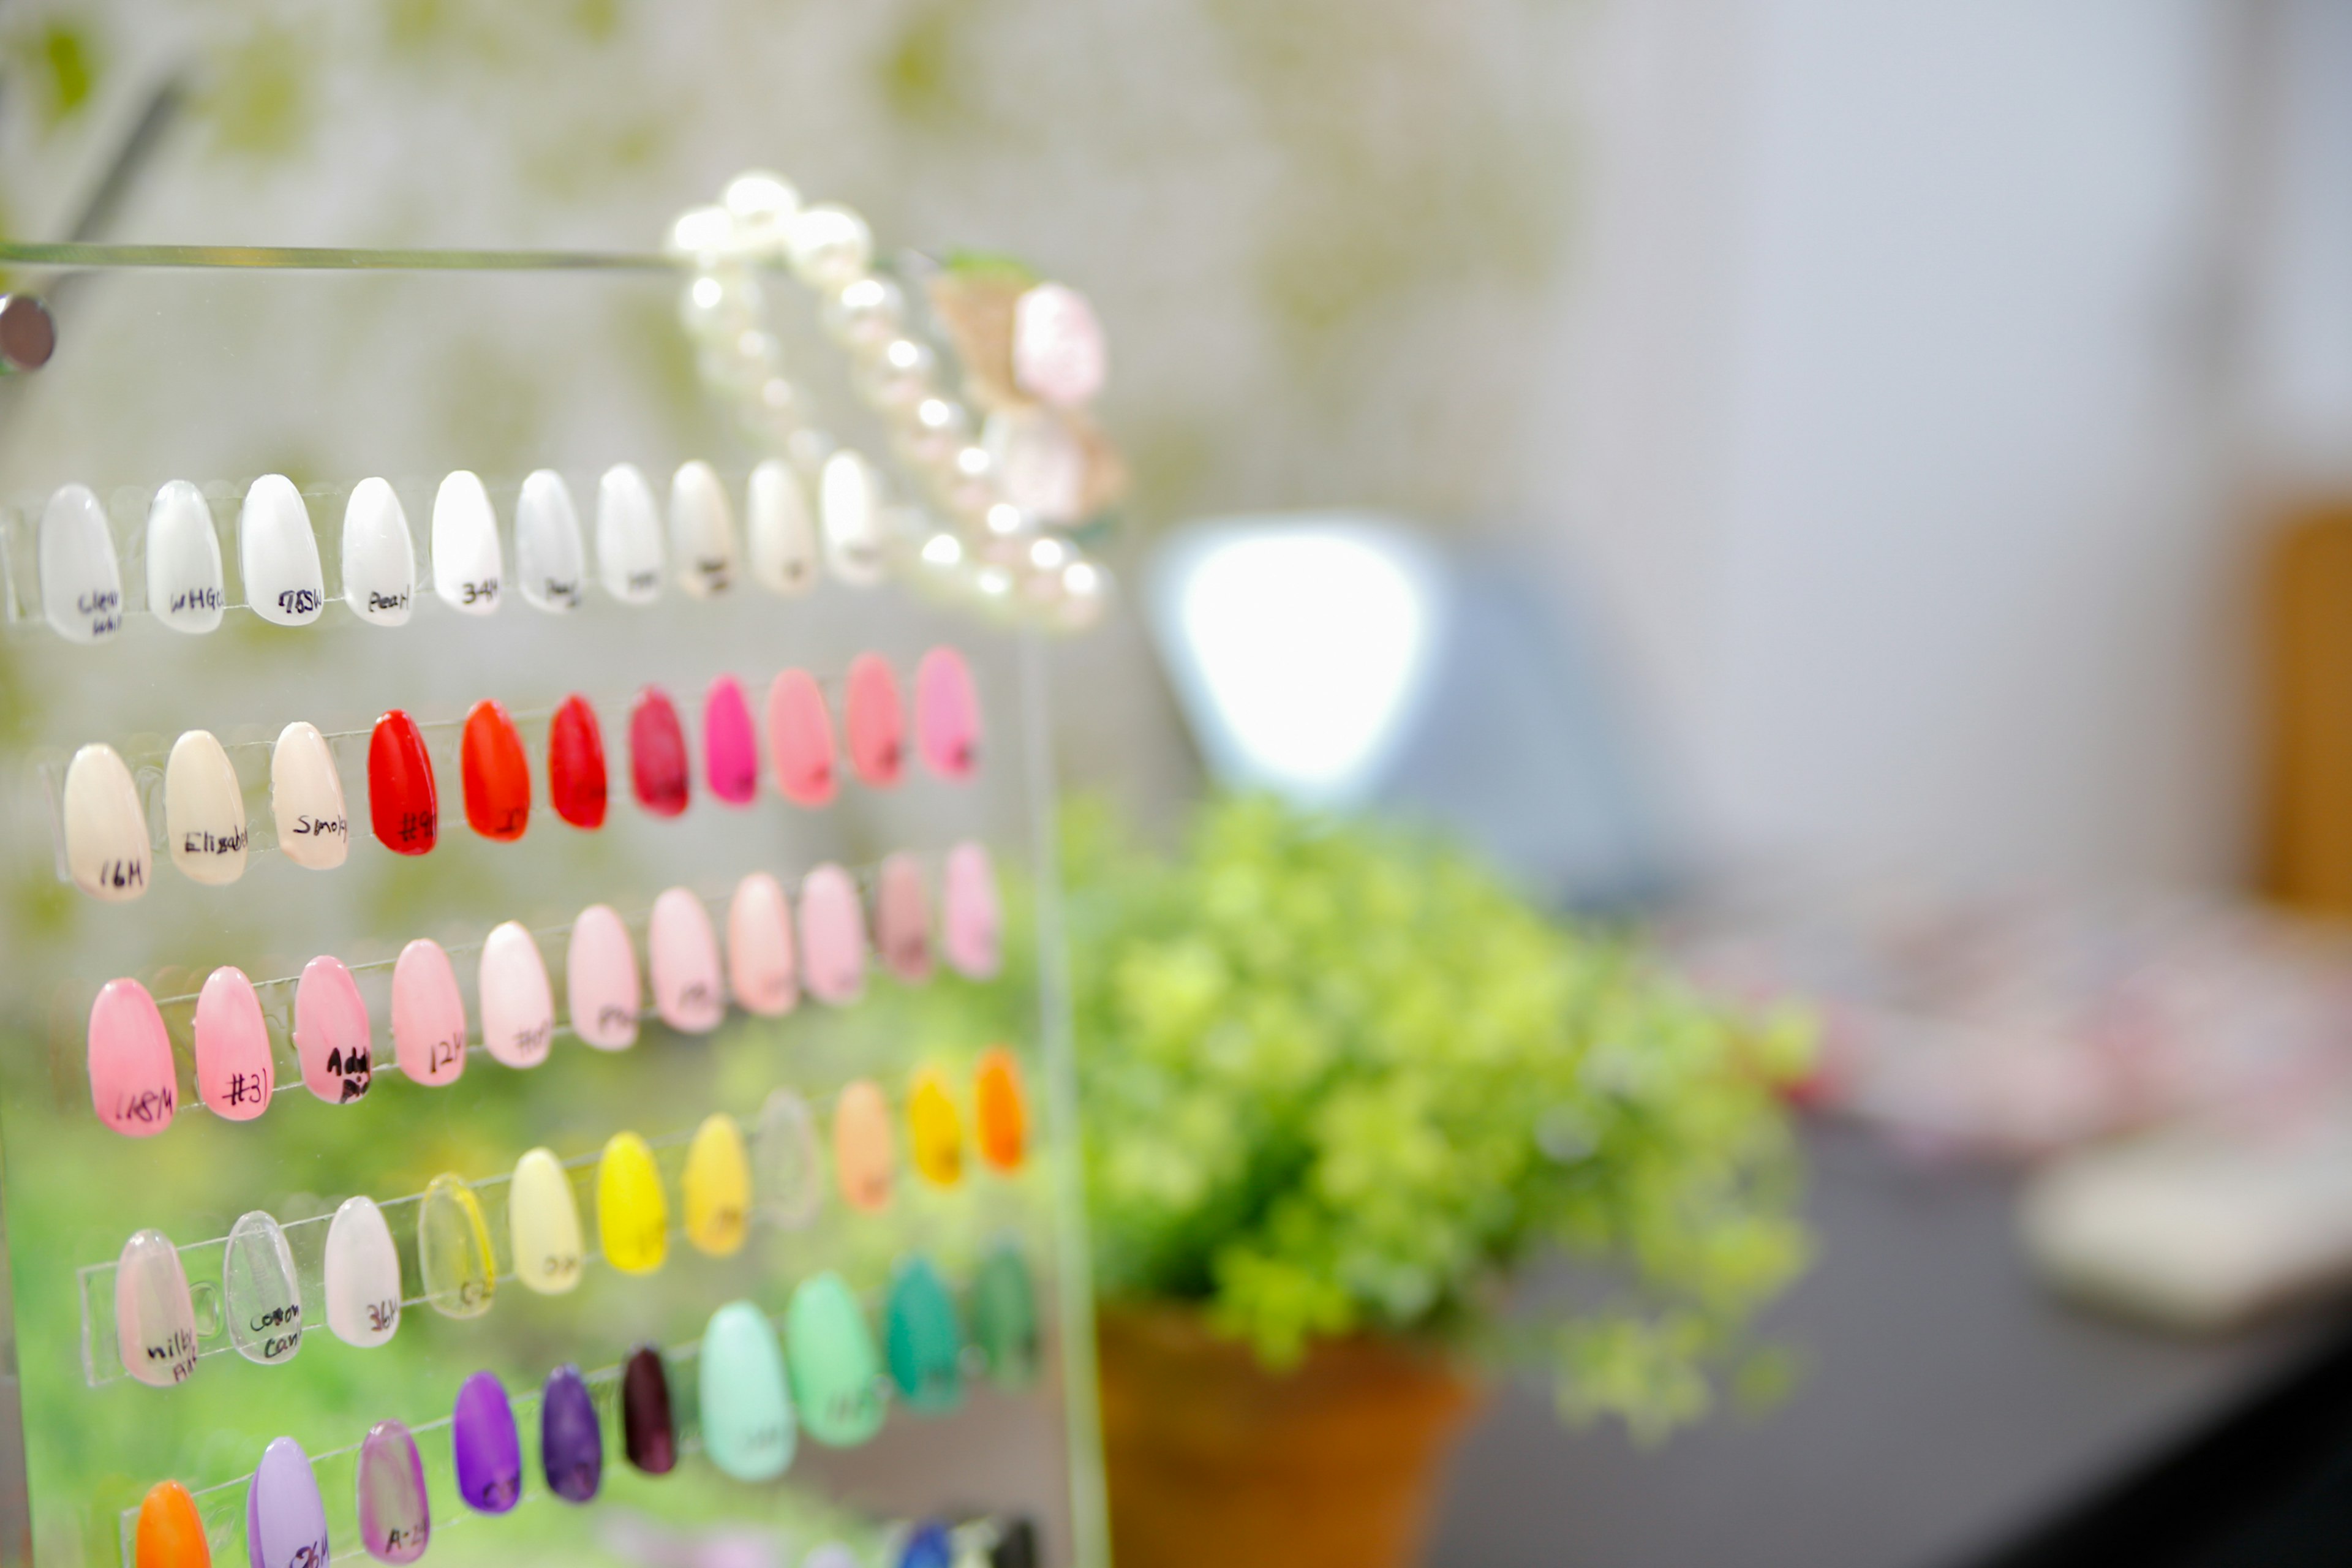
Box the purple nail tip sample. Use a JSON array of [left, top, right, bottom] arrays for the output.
[[246, 1435, 330, 1568], [355, 1419, 430, 1564], [452, 1370, 522, 1514], [541, 1362, 603, 1503]]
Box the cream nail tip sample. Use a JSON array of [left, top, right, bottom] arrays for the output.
[[649, 887, 725, 1033], [514, 469, 586, 612], [164, 729, 248, 885], [39, 482, 124, 643], [115, 1227, 198, 1387], [145, 480, 225, 633], [818, 450, 884, 586], [269, 721, 350, 870], [509, 1147, 584, 1295], [478, 921, 554, 1069], [239, 473, 326, 625], [747, 459, 817, 595], [668, 459, 737, 597], [341, 477, 417, 626], [595, 462, 665, 604], [63, 742, 150, 900], [432, 469, 503, 614], [565, 903, 641, 1050], [325, 1195, 402, 1348]]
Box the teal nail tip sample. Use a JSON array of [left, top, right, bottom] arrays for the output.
[[884, 1256, 965, 1414], [785, 1270, 886, 1447], [698, 1299, 796, 1480], [971, 1243, 1041, 1388]]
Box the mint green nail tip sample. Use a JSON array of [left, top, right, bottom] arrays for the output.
[[885, 1256, 963, 1414], [785, 1270, 886, 1447], [972, 1242, 1040, 1388], [697, 1299, 795, 1481]]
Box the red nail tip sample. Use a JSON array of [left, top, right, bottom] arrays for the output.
[[368, 709, 439, 856], [548, 694, 609, 830], [629, 686, 692, 818], [703, 675, 760, 806], [460, 698, 531, 842], [844, 653, 905, 789], [765, 669, 837, 809]]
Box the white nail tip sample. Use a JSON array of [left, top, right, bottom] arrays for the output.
[[62, 742, 149, 901], [595, 463, 665, 605], [39, 483, 124, 643], [478, 920, 554, 1069], [819, 450, 885, 586], [341, 477, 416, 627], [115, 1227, 198, 1387], [270, 722, 350, 871], [224, 1210, 303, 1365], [514, 469, 586, 612], [431, 470, 503, 615], [748, 459, 818, 596], [668, 459, 737, 597], [145, 480, 225, 633], [164, 729, 248, 886], [239, 474, 326, 626], [325, 1195, 402, 1348]]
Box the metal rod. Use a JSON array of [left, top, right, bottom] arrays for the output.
[[0, 241, 684, 274]]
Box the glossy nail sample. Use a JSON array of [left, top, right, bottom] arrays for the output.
[[548, 693, 609, 829], [431, 469, 502, 614], [355, 1419, 430, 1563], [135, 1479, 209, 1568], [819, 449, 885, 586], [368, 709, 437, 855], [629, 686, 691, 817], [88, 978, 176, 1136], [649, 886, 725, 1033], [704, 675, 760, 805], [195, 966, 273, 1121], [915, 647, 981, 780], [165, 729, 248, 884], [976, 1046, 1028, 1173], [832, 1079, 894, 1213], [224, 1210, 302, 1365], [973, 1244, 1040, 1386], [246, 1437, 329, 1568], [944, 841, 1003, 980], [907, 1067, 963, 1188], [541, 1363, 603, 1502], [876, 852, 933, 983], [41, 481, 124, 642], [294, 956, 372, 1104], [460, 699, 530, 841], [239, 473, 326, 627], [452, 1371, 522, 1513], [417, 1173, 495, 1319], [753, 1088, 824, 1228], [765, 669, 838, 807], [669, 459, 737, 597], [726, 872, 796, 1016], [621, 1346, 677, 1474], [747, 458, 817, 595], [684, 1112, 752, 1257], [62, 742, 149, 900], [784, 1271, 884, 1447], [596, 462, 665, 604], [115, 1227, 198, 1387], [478, 921, 553, 1068], [900, 1525, 954, 1568], [146, 480, 226, 635], [391, 938, 467, 1085], [844, 653, 906, 787], [886, 1256, 964, 1413], [325, 1196, 402, 1348], [341, 477, 416, 627], [597, 1130, 668, 1275], [509, 1147, 584, 1296], [565, 902, 640, 1050], [699, 1299, 796, 1480], [270, 722, 350, 870], [514, 469, 586, 612], [799, 863, 867, 1006]]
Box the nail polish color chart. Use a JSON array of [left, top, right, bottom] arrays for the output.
[[0, 260, 1103, 1568]]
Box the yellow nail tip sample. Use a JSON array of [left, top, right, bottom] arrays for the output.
[[509, 1147, 584, 1295], [597, 1131, 669, 1275], [683, 1113, 752, 1258], [417, 1172, 496, 1319], [908, 1068, 965, 1189]]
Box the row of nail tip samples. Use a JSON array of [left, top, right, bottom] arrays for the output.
[[130, 1250, 1041, 1567], [58, 646, 979, 901], [33, 454, 876, 645], [102, 1063, 1028, 1387], [88, 849, 1000, 1136]]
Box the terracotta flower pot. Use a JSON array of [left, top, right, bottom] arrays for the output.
[[1096, 1305, 1483, 1568]]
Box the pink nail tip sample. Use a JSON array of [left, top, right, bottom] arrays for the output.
[[843, 653, 905, 788], [293, 956, 373, 1105], [478, 921, 554, 1069], [798, 863, 868, 1006], [649, 887, 725, 1034], [88, 978, 176, 1137], [703, 675, 761, 806], [944, 841, 1003, 980], [765, 669, 837, 808], [876, 853, 934, 984], [392, 938, 468, 1087], [565, 903, 641, 1051], [194, 965, 274, 1121], [726, 872, 797, 1017], [915, 646, 981, 781]]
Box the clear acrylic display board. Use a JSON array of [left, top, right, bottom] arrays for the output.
[[0, 244, 1105, 1568]]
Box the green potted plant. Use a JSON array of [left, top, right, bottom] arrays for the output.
[[1061, 794, 1814, 1568]]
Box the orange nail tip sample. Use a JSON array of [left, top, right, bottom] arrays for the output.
[[832, 1079, 894, 1213], [135, 1477, 209, 1567], [975, 1046, 1028, 1173]]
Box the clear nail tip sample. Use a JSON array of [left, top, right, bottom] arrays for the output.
[[146, 479, 225, 635], [325, 1195, 401, 1348], [115, 1227, 198, 1388], [40, 481, 124, 643], [239, 473, 326, 627], [514, 469, 586, 612], [341, 476, 416, 627], [753, 1088, 824, 1229], [432, 469, 503, 614], [165, 729, 248, 886], [62, 741, 149, 901], [223, 1210, 302, 1365], [417, 1172, 495, 1319]]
